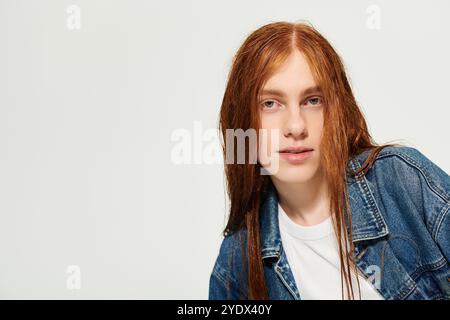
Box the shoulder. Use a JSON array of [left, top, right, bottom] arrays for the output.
[[209, 227, 249, 298], [215, 227, 248, 267], [356, 146, 450, 242], [355, 145, 450, 203], [347, 146, 450, 270]]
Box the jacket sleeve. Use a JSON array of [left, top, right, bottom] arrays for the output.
[[208, 260, 237, 299], [403, 147, 450, 262], [208, 231, 249, 300], [209, 267, 227, 299]]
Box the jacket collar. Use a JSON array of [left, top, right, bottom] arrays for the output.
[[260, 150, 389, 259]]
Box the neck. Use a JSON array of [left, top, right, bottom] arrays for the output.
[[271, 168, 331, 226]]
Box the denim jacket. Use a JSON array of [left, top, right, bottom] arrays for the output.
[[209, 146, 450, 300]]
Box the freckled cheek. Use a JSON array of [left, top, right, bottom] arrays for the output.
[[259, 118, 281, 152], [257, 126, 279, 163], [257, 129, 271, 158]]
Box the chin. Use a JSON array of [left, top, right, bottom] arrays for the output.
[[272, 172, 313, 184], [272, 165, 319, 183]]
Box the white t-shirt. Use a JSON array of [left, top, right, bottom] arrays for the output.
[[278, 203, 384, 300]]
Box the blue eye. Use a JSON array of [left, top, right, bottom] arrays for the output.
[[261, 100, 278, 109], [305, 96, 322, 106]]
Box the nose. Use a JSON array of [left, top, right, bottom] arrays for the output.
[[283, 106, 307, 139]]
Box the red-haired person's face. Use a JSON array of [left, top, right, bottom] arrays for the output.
[[257, 49, 324, 183]]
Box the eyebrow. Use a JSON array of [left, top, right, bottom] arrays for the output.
[[260, 85, 322, 98]]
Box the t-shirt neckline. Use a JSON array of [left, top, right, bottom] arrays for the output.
[[278, 203, 334, 241]]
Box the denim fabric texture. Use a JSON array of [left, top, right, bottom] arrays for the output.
[[209, 146, 450, 300]]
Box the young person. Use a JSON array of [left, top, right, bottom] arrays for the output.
[[209, 21, 450, 300]]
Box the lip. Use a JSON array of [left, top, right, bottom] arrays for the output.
[[278, 146, 314, 153], [278, 150, 313, 164]]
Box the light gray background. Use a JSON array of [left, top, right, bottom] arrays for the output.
[[0, 0, 449, 299]]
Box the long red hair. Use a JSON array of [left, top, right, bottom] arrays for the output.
[[218, 21, 403, 299]]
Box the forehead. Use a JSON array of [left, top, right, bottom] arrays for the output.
[[262, 50, 316, 91]]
